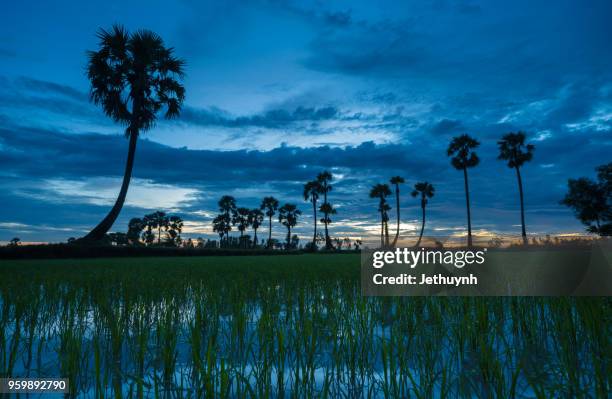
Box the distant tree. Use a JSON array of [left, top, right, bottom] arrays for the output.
[[144, 211, 169, 244], [217, 196, 237, 245], [370, 184, 392, 248], [317, 171, 336, 249], [291, 234, 300, 249], [303, 180, 321, 249], [234, 207, 251, 247], [127, 217, 145, 245], [83, 25, 185, 241], [212, 214, 231, 245], [498, 132, 535, 244], [166, 215, 183, 246], [447, 134, 480, 247], [389, 176, 405, 247], [261, 196, 279, 248], [278, 203, 301, 249], [9, 237, 20, 247], [107, 232, 128, 246], [411, 182, 435, 247], [248, 208, 264, 248], [142, 226, 155, 245], [561, 163, 612, 236]]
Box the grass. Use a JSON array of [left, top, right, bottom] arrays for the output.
[[0, 254, 609, 398]]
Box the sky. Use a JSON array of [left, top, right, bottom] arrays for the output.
[[1, 0, 611, 243]]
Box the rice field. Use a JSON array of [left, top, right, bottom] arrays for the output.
[[0, 255, 609, 398]]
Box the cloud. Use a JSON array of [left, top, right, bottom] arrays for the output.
[[430, 119, 465, 135], [180, 105, 339, 128]]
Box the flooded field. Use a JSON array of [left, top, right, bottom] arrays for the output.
[[0, 255, 609, 398]]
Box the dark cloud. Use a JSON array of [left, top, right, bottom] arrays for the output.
[[16, 76, 88, 102], [180, 105, 339, 128], [430, 119, 465, 135]]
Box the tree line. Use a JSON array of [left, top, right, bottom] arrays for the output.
[[70, 25, 610, 248]]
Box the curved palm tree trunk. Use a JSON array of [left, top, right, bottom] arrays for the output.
[[286, 227, 291, 249], [83, 132, 138, 241], [392, 186, 400, 247], [515, 166, 527, 245], [253, 228, 258, 248], [416, 201, 426, 247], [312, 198, 317, 249], [463, 167, 473, 247]]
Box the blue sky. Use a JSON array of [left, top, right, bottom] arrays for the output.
[[1, 0, 611, 242]]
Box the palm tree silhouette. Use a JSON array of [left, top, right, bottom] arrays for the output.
[[411, 182, 435, 247], [234, 207, 251, 246], [249, 208, 264, 248], [278, 203, 301, 249], [218, 195, 236, 245], [83, 25, 185, 241], [447, 134, 480, 247], [370, 184, 392, 248], [498, 132, 535, 245], [317, 171, 335, 249], [303, 180, 321, 249], [389, 176, 405, 247], [260, 196, 279, 248], [143, 211, 169, 244]]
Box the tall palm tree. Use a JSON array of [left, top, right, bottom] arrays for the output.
[[83, 25, 185, 241], [370, 184, 392, 248], [278, 203, 301, 249], [317, 171, 335, 249], [303, 180, 321, 249], [447, 134, 480, 247], [411, 182, 435, 247], [249, 208, 264, 247], [389, 176, 405, 247], [498, 132, 535, 245], [260, 196, 279, 248]]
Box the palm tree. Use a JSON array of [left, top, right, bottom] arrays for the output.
[[278, 203, 301, 249], [447, 134, 480, 247], [389, 176, 405, 247], [249, 208, 264, 247], [218, 196, 236, 244], [317, 171, 335, 249], [411, 182, 435, 247], [83, 25, 185, 241], [303, 180, 321, 249], [370, 184, 392, 248], [260, 196, 279, 248], [144, 211, 169, 244], [212, 214, 230, 244], [167, 215, 184, 246], [498, 132, 535, 245], [234, 207, 251, 246]]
